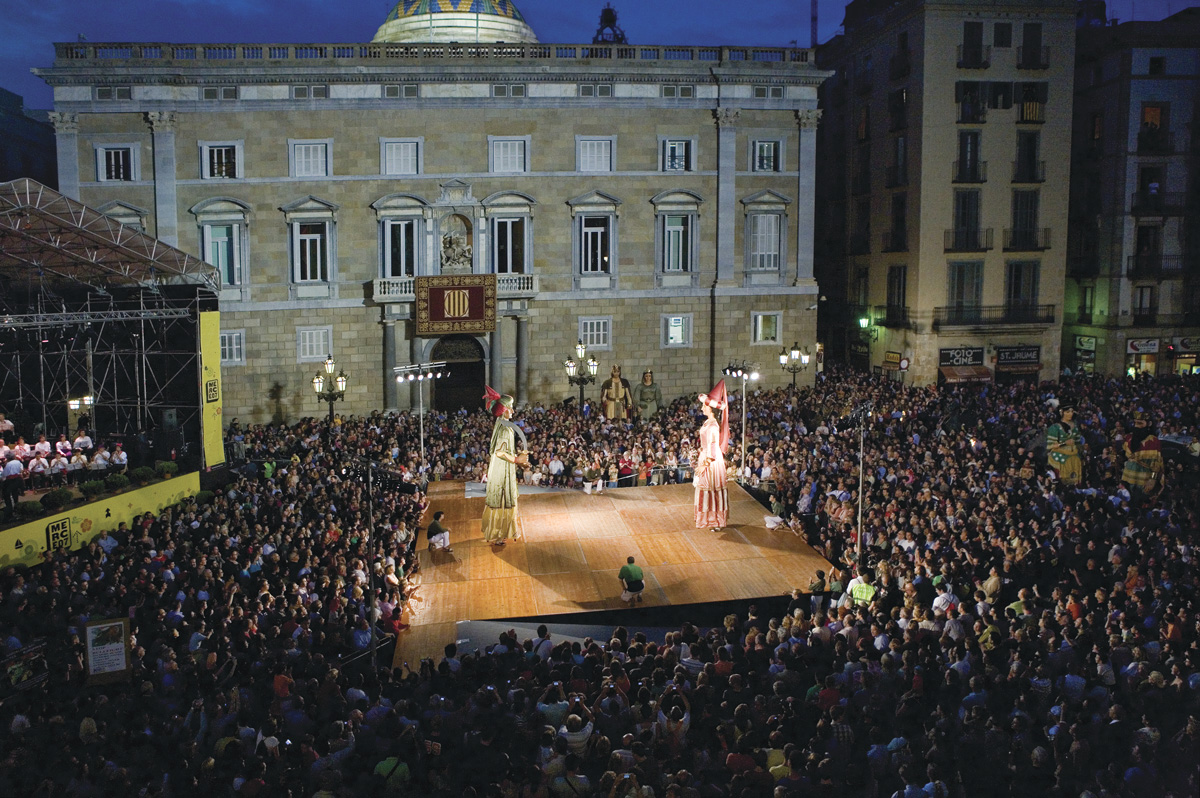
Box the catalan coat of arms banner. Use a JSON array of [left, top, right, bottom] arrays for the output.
[[415, 274, 497, 336]]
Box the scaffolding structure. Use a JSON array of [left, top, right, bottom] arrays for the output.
[[0, 179, 219, 458]]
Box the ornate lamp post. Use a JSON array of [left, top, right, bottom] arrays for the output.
[[564, 338, 599, 410], [722, 361, 758, 483], [778, 342, 811, 388], [312, 354, 348, 433]]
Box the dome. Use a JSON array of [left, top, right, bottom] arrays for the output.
[[373, 0, 539, 44]]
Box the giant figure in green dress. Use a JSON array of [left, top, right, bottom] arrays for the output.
[[1046, 405, 1085, 485], [482, 386, 528, 546]]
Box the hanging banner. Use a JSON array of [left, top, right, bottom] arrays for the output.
[[415, 275, 497, 336], [198, 311, 226, 469]]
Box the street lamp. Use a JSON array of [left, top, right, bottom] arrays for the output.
[[859, 316, 879, 341], [722, 361, 758, 483], [565, 339, 599, 410], [779, 342, 811, 388], [394, 362, 448, 472], [312, 354, 348, 431]]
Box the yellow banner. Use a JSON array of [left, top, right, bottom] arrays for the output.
[[199, 311, 225, 468], [0, 472, 200, 569]]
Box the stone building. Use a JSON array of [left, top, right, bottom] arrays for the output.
[[1064, 6, 1200, 377], [817, 0, 1075, 386], [0, 87, 57, 187], [35, 2, 828, 422]]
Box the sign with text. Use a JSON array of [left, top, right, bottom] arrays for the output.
[[882, 351, 902, 370], [939, 347, 984, 367], [85, 618, 131, 684], [995, 345, 1041, 373], [1075, 335, 1096, 352], [1126, 338, 1159, 354], [415, 275, 496, 336]]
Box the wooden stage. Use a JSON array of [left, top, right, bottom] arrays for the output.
[[393, 481, 831, 665]]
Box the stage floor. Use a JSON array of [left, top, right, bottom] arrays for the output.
[[393, 481, 831, 665]]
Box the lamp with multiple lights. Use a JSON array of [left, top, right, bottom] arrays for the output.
[[564, 339, 600, 409], [312, 355, 348, 430], [66, 395, 95, 411], [778, 342, 811, 388], [394, 361, 448, 469], [722, 361, 759, 483]]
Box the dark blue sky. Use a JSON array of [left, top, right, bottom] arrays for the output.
[[0, 0, 1181, 110]]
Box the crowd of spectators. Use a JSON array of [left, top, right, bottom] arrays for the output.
[[0, 369, 1197, 798]]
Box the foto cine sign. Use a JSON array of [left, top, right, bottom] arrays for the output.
[[415, 275, 497, 336]]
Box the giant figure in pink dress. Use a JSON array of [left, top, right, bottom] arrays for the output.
[[694, 379, 730, 532]]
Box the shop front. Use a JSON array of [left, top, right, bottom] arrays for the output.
[[850, 340, 870, 372], [994, 345, 1042, 385], [937, 346, 992, 385], [882, 350, 903, 381], [1171, 337, 1200, 375], [1126, 338, 1159, 377], [1073, 335, 1096, 375]]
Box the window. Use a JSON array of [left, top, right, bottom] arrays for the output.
[[384, 84, 419, 98], [202, 86, 238, 101], [1006, 260, 1040, 307], [751, 312, 781, 344], [491, 83, 526, 97], [660, 138, 695, 171], [579, 317, 611, 350], [889, 135, 908, 185], [953, 189, 981, 235], [856, 105, 870, 141], [577, 137, 615, 172], [1090, 112, 1104, 141], [753, 85, 784, 99], [661, 85, 694, 98], [988, 81, 1013, 109], [297, 327, 332, 362], [489, 136, 529, 173], [852, 198, 871, 253], [993, 22, 1012, 48], [96, 146, 136, 181], [580, 216, 611, 273], [291, 85, 328, 99], [200, 141, 242, 179], [955, 130, 982, 182], [219, 331, 245, 366], [752, 140, 781, 172], [888, 193, 907, 250], [1015, 131, 1040, 181], [94, 86, 131, 100], [204, 223, 242, 286], [948, 261, 983, 308], [380, 138, 421, 176], [1134, 285, 1156, 314], [1019, 23, 1043, 68], [956, 81, 985, 122], [289, 139, 331, 177], [887, 265, 907, 309], [293, 223, 329, 282], [1079, 285, 1095, 316], [661, 314, 693, 348], [748, 214, 781, 271], [1011, 189, 1039, 236], [1148, 57, 1165, 75], [579, 83, 612, 97], [662, 215, 691, 272], [383, 219, 418, 278], [888, 88, 908, 130], [1018, 82, 1047, 122], [492, 217, 526, 274]]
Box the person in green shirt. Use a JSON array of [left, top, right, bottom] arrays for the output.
[[618, 556, 645, 604]]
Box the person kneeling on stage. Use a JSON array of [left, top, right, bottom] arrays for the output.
[[619, 555, 645, 605], [426, 510, 452, 553]]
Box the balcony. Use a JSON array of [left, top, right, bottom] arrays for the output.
[[957, 44, 991, 69], [1016, 46, 1049, 69], [944, 227, 994, 252], [372, 273, 539, 303], [1126, 254, 1184, 279], [1137, 129, 1174, 155], [1017, 101, 1046, 123], [1130, 191, 1188, 215], [1012, 160, 1045, 183], [933, 303, 1056, 329], [882, 230, 908, 252], [957, 102, 987, 124], [889, 51, 911, 80], [953, 159, 987, 183], [875, 304, 910, 327], [1003, 227, 1052, 251], [1132, 308, 1158, 326]]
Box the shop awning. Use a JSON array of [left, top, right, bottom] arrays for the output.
[[939, 365, 993, 383]]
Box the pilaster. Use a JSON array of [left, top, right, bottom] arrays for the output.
[[146, 111, 179, 245]]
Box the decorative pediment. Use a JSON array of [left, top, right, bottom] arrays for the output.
[[740, 189, 792, 208], [437, 179, 475, 205], [371, 193, 430, 219], [650, 189, 706, 206], [481, 190, 538, 208], [279, 195, 339, 221], [189, 196, 252, 220], [96, 200, 149, 219], [567, 189, 623, 212]]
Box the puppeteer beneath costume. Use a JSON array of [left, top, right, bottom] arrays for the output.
[[1121, 410, 1162, 498], [1046, 405, 1085, 485], [481, 387, 529, 546], [601, 365, 632, 420], [694, 380, 730, 532], [633, 370, 664, 420]]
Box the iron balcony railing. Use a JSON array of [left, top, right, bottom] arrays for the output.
[[957, 45, 991, 69], [1130, 191, 1188, 215], [1016, 46, 1049, 69], [1136, 129, 1174, 155], [1131, 309, 1158, 326], [1012, 160, 1045, 182], [933, 303, 1055, 328], [882, 230, 908, 252], [1003, 227, 1052, 251], [957, 102, 986, 124], [953, 159, 987, 183], [874, 305, 910, 327], [944, 227, 994, 252], [1126, 254, 1184, 278]]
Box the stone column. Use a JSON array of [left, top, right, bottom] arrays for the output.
[[794, 109, 822, 284], [146, 111, 179, 245], [49, 112, 80, 199], [382, 320, 398, 411], [490, 318, 503, 389], [714, 108, 740, 283], [515, 316, 529, 407]]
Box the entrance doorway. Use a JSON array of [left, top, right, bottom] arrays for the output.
[[429, 335, 485, 413]]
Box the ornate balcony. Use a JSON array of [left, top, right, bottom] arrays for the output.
[[933, 303, 1055, 329], [953, 159, 987, 183], [944, 228, 993, 252], [1126, 254, 1183, 279], [372, 273, 539, 303], [1003, 228, 1052, 252]]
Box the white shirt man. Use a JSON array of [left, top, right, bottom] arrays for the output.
[[33, 437, 52, 459], [90, 447, 111, 471], [27, 455, 48, 484], [110, 446, 128, 472]]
